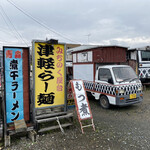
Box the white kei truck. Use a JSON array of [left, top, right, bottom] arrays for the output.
[[69, 45, 143, 108], [73, 64, 143, 109]]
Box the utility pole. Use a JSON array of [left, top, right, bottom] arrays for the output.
[[85, 33, 91, 44]]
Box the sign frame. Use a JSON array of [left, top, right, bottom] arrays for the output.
[[32, 40, 67, 122]]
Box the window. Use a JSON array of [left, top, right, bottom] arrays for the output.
[[141, 51, 150, 61], [113, 67, 137, 83], [98, 68, 112, 82]]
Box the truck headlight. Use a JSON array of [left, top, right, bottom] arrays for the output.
[[138, 87, 142, 91], [119, 89, 125, 94]]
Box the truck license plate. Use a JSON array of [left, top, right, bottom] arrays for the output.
[[130, 93, 136, 99]]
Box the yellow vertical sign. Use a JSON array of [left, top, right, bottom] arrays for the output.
[[34, 42, 65, 108]]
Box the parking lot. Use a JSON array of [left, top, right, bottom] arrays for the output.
[[3, 87, 150, 150]]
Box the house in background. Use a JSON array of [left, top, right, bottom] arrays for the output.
[[66, 43, 81, 61], [66, 44, 81, 83]]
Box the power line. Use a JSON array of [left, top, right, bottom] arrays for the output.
[[0, 27, 16, 36], [7, 0, 81, 44], [0, 5, 20, 42], [0, 4, 29, 46], [0, 39, 17, 44]]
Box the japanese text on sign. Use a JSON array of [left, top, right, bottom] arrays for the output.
[[34, 43, 65, 108], [72, 80, 92, 120], [5, 48, 24, 123]]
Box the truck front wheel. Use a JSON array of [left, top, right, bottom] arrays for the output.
[[100, 95, 110, 109]]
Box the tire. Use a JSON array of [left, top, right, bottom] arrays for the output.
[[86, 91, 95, 100], [100, 95, 110, 109]]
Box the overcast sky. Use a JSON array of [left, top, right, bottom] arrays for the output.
[[0, 0, 150, 49]]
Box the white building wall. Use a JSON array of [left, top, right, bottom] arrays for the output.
[[73, 64, 94, 81]]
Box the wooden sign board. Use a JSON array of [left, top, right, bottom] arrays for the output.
[[32, 41, 66, 109], [32, 41, 66, 110], [3, 47, 30, 124], [70, 80, 95, 133], [3, 46, 32, 147]]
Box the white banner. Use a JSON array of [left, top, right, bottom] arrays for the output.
[[72, 80, 92, 120]]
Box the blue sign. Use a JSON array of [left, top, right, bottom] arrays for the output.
[[4, 48, 24, 123]]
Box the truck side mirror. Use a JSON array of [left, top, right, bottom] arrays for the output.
[[108, 78, 113, 84]]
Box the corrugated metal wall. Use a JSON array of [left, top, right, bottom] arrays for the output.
[[93, 46, 127, 63]]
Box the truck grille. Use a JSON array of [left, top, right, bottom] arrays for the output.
[[117, 84, 142, 96]]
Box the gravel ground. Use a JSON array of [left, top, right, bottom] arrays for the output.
[[3, 87, 150, 150]]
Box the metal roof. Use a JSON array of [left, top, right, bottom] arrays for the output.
[[67, 45, 128, 54], [99, 65, 130, 69], [67, 45, 99, 53], [128, 46, 150, 51]]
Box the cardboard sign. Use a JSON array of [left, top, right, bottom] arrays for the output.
[[67, 83, 74, 108], [71, 80, 92, 120], [33, 41, 66, 108]]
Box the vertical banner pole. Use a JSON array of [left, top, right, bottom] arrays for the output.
[[2, 48, 7, 141], [32, 41, 36, 125], [64, 44, 67, 112]]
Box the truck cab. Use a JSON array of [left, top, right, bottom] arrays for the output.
[[91, 65, 143, 108], [95, 65, 141, 85], [128, 46, 150, 83], [138, 50, 150, 82]]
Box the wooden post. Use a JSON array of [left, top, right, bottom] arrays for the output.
[[4, 135, 10, 147], [27, 130, 37, 142]]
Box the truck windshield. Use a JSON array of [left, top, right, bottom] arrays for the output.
[[113, 67, 137, 83], [141, 51, 150, 61]]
